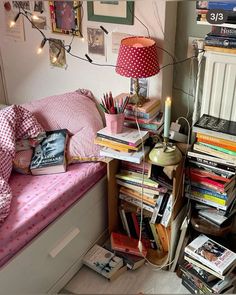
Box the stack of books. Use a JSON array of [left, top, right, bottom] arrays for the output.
[[115, 159, 175, 258], [96, 126, 150, 164], [181, 234, 236, 294], [186, 114, 236, 227], [196, 1, 236, 26], [115, 93, 164, 136]]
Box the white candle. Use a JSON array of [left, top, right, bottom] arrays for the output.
[[164, 97, 171, 138]]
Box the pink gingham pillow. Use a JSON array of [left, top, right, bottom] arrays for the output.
[[23, 89, 104, 163]]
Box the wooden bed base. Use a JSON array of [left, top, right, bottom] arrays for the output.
[[0, 176, 108, 294]]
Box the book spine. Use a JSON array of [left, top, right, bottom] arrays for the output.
[[149, 222, 164, 253], [193, 126, 236, 143], [160, 194, 172, 227], [186, 173, 225, 190], [197, 133, 236, 149], [117, 179, 167, 194], [189, 186, 227, 200], [120, 187, 156, 206], [188, 189, 227, 206], [187, 153, 236, 171], [185, 193, 227, 211], [211, 26, 236, 37], [126, 101, 160, 113], [100, 151, 141, 164], [208, 2, 236, 10], [155, 224, 170, 252], [150, 194, 163, 223], [181, 275, 198, 294], [97, 133, 136, 147], [116, 174, 159, 188], [119, 193, 154, 213], [198, 142, 236, 156], [119, 208, 131, 238], [193, 144, 236, 164]]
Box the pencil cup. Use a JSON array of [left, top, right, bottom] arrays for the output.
[[105, 113, 125, 134]]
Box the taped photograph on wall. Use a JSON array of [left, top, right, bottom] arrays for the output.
[[87, 27, 105, 56], [49, 38, 67, 69], [49, 1, 81, 36], [87, 1, 134, 25]]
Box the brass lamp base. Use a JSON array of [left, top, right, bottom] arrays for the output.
[[149, 141, 182, 167], [129, 93, 147, 107]]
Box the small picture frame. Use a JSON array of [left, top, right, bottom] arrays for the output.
[[87, 27, 105, 56], [87, 1, 134, 25], [49, 1, 82, 36], [49, 38, 67, 69]]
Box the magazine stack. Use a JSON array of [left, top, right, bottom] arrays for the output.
[[185, 114, 236, 227], [181, 234, 236, 294]]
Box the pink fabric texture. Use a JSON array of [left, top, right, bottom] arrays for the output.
[[23, 89, 104, 162], [0, 105, 44, 224], [0, 162, 106, 267]]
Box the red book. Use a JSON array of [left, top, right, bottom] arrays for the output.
[[110, 232, 147, 258]]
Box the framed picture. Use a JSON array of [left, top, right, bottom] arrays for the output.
[[49, 38, 67, 68], [87, 27, 105, 56], [87, 1, 134, 25], [49, 1, 81, 36]]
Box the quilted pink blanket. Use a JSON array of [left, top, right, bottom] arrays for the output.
[[0, 105, 44, 224]]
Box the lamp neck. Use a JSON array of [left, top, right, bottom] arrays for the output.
[[133, 78, 140, 97]]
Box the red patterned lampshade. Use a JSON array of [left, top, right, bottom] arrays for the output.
[[116, 36, 160, 78]]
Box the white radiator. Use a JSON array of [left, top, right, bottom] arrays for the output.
[[201, 50, 236, 122]]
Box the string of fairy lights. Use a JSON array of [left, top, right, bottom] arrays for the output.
[[8, 1, 202, 69]]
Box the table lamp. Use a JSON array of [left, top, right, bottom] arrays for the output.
[[149, 97, 182, 166], [116, 36, 159, 106]]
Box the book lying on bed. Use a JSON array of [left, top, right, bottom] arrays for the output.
[[30, 129, 68, 175]]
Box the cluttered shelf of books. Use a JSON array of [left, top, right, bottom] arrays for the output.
[[85, 93, 236, 292]]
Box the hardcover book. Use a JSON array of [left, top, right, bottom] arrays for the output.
[[30, 129, 68, 175], [193, 114, 236, 142], [110, 232, 147, 257], [126, 98, 161, 113], [82, 244, 124, 279], [185, 234, 236, 276]]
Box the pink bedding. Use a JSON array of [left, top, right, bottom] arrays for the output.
[[0, 162, 106, 267]]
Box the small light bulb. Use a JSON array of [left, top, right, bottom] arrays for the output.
[[37, 47, 42, 54], [81, 37, 85, 42], [32, 14, 39, 20], [9, 20, 16, 28], [52, 56, 57, 63]]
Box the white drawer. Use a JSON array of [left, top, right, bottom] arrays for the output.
[[0, 177, 107, 294]]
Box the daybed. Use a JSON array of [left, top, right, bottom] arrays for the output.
[[0, 90, 108, 294]]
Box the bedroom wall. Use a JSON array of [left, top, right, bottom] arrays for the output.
[[0, 0, 177, 105]]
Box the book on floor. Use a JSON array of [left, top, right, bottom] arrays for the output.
[[193, 114, 236, 142], [184, 234, 236, 276], [30, 129, 68, 175], [82, 244, 124, 280], [110, 232, 147, 257]]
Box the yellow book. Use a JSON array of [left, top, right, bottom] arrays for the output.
[[191, 190, 226, 206], [94, 137, 141, 152]]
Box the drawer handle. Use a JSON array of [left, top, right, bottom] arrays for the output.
[[49, 228, 80, 258]]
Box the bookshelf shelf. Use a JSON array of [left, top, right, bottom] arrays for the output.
[[107, 158, 186, 267]]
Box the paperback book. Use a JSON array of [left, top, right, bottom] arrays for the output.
[[30, 129, 68, 175], [82, 244, 124, 279], [185, 234, 236, 276]]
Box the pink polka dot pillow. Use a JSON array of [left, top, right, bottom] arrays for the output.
[[23, 89, 104, 163]]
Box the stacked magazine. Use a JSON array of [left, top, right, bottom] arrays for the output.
[[181, 234, 236, 294]]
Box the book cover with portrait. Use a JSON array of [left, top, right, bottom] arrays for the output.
[[185, 234, 236, 275], [30, 129, 68, 175]]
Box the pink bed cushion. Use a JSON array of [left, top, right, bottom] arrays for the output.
[[23, 89, 104, 163], [13, 149, 33, 175]]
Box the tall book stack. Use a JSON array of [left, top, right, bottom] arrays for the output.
[[186, 114, 236, 227], [181, 234, 236, 294], [115, 94, 164, 136], [95, 126, 150, 164]]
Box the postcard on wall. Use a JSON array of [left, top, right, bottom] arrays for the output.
[[130, 78, 148, 98], [12, 1, 31, 11], [49, 39, 67, 69], [33, 1, 44, 13], [87, 27, 105, 56], [4, 11, 25, 42], [31, 15, 47, 30], [112, 32, 131, 53]]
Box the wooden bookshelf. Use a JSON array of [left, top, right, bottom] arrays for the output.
[[106, 158, 186, 267]]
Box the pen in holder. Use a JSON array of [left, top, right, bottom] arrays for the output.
[[100, 92, 129, 134]]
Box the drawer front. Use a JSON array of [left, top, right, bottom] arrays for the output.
[[0, 177, 107, 294]]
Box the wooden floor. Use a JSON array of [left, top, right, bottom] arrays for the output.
[[63, 264, 189, 294]]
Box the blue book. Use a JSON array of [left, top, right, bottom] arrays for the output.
[[208, 1, 236, 11], [190, 185, 228, 200]]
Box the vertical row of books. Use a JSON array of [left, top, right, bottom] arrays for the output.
[[185, 114, 236, 227], [181, 234, 236, 294]]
